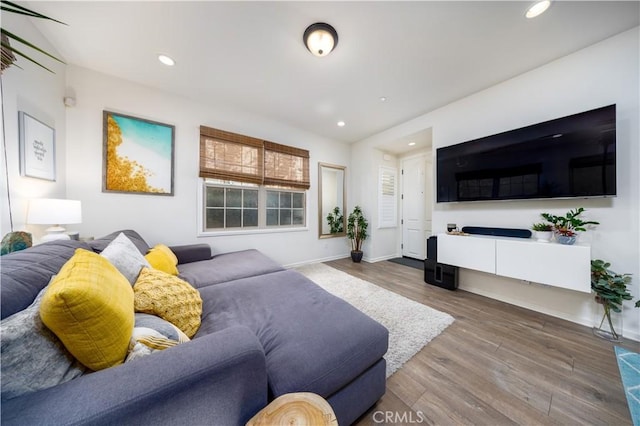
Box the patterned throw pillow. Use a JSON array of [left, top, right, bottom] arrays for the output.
[[133, 268, 202, 338], [125, 313, 190, 363], [1, 282, 87, 400], [101, 232, 150, 285], [40, 249, 135, 371], [145, 244, 179, 276]]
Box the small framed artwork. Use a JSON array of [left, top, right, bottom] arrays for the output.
[[103, 110, 175, 196], [19, 112, 56, 181]]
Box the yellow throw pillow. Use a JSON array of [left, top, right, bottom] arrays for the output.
[[145, 244, 179, 276], [133, 268, 202, 338], [39, 249, 134, 371]]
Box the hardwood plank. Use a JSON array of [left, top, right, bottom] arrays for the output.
[[323, 259, 636, 426]]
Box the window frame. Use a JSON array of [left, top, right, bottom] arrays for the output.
[[198, 179, 309, 236]]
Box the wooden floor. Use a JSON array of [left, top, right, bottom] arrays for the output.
[[323, 258, 640, 426]]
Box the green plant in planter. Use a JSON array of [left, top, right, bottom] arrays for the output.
[[347, 206, 368, 262], [1, 0, 66, 73], [591, 259, 638, 341], [541, 207, 599, 237], [326, 206, 344, 234], [532, 222, 552, 231]]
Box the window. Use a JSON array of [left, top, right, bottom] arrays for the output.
[[203, 181, 306, 231], [205, 184, 259, 229], [199, 126, 309, 232], [267, 190, 305, 226]]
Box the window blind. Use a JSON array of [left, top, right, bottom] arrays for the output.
[[200, 126, 309, 189], [199, 126, 264, 184], [264, 141, 310, 189], [378, 166, 398, 228]]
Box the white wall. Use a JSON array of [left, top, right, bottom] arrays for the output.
[[354, 28, 640, 340], [1, 12, 68, 240], [64, 65, 351, 267]]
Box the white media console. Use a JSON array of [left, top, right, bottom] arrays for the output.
[[437, 233, 591, 293]]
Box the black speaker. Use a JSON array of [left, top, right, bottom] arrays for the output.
[[424, 259, 458, 291], [427, 236, 438, 261], [461, 226, 532, 239]]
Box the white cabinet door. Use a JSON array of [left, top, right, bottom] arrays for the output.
[[437, 234, 496, 274], [496, 239, 591, 293]]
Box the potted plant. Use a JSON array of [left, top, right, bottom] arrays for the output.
[[591, 259, 638, 341], [326, 206, 344, 234], [531, 222, 553, 242], [540, 207, 599, 245], [346, 206, 368, 263]]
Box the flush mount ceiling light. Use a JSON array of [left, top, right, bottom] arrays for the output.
[[525, 0, 551, 18], [337, 121, 346, 127], [158, 54, 175, 66], [303, 23, 338, 57]]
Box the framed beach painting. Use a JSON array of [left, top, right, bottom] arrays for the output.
[[103, 111, 175, 195], [19, 112, 56, 181]]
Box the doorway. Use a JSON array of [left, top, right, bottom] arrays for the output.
[[401, 154, 430, 259]]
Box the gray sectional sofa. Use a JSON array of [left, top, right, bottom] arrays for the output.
[[1, 230, 388, 425]]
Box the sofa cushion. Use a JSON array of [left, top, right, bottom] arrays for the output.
[[88, 230, 150, 255], [1, 282, 87, 401], [0, 240, 92, 320], [145, 244, 179, 275], [100, 233, 150, 284], [133, 268, 202, 338], [39, 249, 134, 371], [178, 249, 284, 289], [196, 270, 388, 398], [125, 313, 190, 363]]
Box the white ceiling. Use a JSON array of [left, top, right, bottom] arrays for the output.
[[27, 1, 640, 146]]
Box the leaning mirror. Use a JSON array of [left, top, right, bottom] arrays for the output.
[[319, 163, 346, 238]]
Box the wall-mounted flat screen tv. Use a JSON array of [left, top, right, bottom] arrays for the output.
[[436, 104, 616, 203]]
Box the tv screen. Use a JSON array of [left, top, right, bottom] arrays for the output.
[[436, 104, 616, 203]]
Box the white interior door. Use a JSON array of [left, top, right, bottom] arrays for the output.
[[401, 155, 426, 259]]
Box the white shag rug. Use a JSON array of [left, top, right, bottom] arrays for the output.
[[295, 263, 455, 377]]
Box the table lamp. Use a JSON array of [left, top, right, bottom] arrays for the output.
[[27, 198, 82, 242]]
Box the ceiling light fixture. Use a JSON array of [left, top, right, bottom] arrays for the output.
[[158, 54, 175, 66], [337, 121, 346, 127], [303, 23, 338, 57], [408, 142, 416, 146], [380, 97, 387, 102], [525, 0, 551, 18]]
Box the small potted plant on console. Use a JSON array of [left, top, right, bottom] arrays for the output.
[[540, 207, 599, 245], [531, 222, 553, 242]]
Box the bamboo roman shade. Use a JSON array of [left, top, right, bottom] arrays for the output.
[[200, 127, 264, 184], [200, 126, 310, 189], [264, 141, 310, 189]]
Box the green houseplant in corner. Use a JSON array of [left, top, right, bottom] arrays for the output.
[[591, 259, 638, 342], [347, 206, 368, 263]]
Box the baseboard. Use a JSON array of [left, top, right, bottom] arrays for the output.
[[284, 254, 349, 269], [365, 254, 400, 263]]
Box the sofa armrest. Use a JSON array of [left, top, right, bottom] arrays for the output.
[[1, 326, 267, 426], [169, 243, 212, 264]]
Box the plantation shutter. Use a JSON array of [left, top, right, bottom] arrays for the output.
[[378, 166, 398, 228], [263, 141, 310, 189], [199, 126, 264, 184]]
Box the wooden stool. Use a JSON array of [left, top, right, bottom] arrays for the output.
[[247, 392, 338, 426]]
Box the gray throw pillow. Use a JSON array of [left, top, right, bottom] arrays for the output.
[[1, 282, 87, 401], [125, 313, 190, 363], [100, 232, 150, 285]]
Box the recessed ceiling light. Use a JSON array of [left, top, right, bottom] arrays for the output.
[[158, 54, 175, 66], [408, 142, 416, 146], [525, 0, 551, 19], [379, 96, 387, 102], [337, 121, 346, 127]]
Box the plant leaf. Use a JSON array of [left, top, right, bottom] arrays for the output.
[[0, 41, 55, 73], [1, 1, 67, 25], [2, 29, 65, 64]]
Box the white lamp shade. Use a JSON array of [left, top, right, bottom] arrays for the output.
[[27, 199, 82, 225]]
